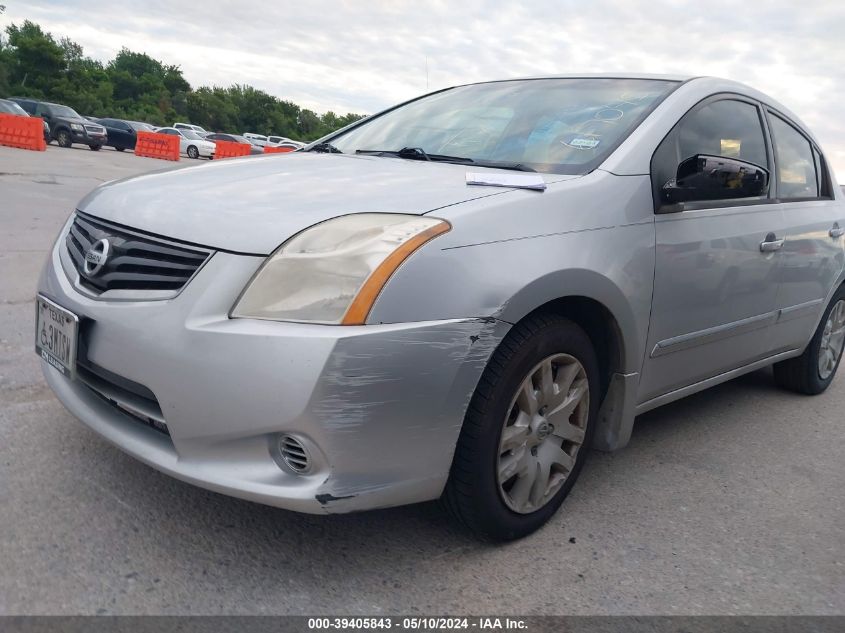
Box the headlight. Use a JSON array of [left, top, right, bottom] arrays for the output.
[[70, 123, 83, 131], [231, 213, 450, 325]]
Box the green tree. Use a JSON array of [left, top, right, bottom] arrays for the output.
[[5, 21, 65, 96], [1, 19, 363, 140]]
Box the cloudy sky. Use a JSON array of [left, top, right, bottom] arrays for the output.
[[3, 1, 845, 178]]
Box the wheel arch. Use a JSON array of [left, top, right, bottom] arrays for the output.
[[496, 269, 640, 376], [492, 271, 643, 452]]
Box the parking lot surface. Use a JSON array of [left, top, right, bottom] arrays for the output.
[[1, 145, 843, 615]]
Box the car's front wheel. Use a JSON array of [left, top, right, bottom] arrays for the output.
[[56, 130, 72, 148], [115, 147, 125, 152], [774, 285, 845, 394], [442, 313, 599, 541], [187, 145, 199, 159]]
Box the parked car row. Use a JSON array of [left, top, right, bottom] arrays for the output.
[[1, 96, 304, 157], [8, 97, 106, 149]]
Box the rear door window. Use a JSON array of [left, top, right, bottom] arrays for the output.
[[769, 114, 820, 199]]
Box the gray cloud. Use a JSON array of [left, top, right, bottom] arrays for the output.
[[3, 0, 845, 177]]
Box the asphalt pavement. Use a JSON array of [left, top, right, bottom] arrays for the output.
[[0, 145, 842, 615]]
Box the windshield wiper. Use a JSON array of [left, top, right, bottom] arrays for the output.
[[310, 141, 343, 153], [356, 147, 432, 161], [468, 160, 536, 172], [355, 148, 536, 172]]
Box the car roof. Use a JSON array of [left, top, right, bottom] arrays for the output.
[[469, 72, 694, 83], [458, 74, 792, 113]]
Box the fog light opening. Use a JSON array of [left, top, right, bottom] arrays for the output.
[[277, 434, 312, 474]]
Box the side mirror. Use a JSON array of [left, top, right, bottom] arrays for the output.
[[661, 154, 769, 207]]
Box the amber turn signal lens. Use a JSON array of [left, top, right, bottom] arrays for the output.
[[341, 221, 451, 325]]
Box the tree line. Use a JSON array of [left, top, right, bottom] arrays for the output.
[[0, 20, 365, 141]]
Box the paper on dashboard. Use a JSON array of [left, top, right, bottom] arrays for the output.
[[465, 171, 546, 191]]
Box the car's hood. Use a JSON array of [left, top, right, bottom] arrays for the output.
[[78, 153, 569, 254]]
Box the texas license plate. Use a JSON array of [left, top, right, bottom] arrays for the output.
[[35, 294, 78, 379]]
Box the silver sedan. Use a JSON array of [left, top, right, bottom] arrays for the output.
[[37, 74, 845, 540]]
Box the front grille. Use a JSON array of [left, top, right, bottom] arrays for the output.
[[84, 124, 105, 135], [65, 212, 211, 294]]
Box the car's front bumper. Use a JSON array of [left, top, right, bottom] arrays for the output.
[[68, 129, 107, 145], [38, 223, 508, 513]]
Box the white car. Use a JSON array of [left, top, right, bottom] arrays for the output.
[[173, 122, 208, 136], [156, 127, 216, 159], [243, 132, 268, 147], [268, 135, 305, 149]]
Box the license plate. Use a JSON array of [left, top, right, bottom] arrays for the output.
[[35, 295, 78, 380]]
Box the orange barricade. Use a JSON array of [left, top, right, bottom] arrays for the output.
[[264, 145, 295, 154], [0, 113, 46, 151], [134, 131, 180, 161], [214, 140, 251, 159]]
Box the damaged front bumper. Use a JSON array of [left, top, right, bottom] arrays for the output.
[[38, 234, 509, 513]]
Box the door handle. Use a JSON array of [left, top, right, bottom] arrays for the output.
[[830, 223, 844, 238], [760, 233, 784, 253]]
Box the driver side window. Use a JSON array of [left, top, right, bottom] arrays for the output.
[[652, 98, 770, 212]]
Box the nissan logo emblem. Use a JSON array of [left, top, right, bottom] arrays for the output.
[[83, 238, 111, 276]]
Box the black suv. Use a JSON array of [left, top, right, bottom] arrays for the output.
[[9, 97, 107, 150]]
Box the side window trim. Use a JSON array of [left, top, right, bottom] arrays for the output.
[[651, 93, 773, 214]]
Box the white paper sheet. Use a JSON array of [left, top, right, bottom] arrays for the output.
[[465, 171, 546, 191]]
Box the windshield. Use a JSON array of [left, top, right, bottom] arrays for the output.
[[328, 78, 678, 174], [180, 129, 203, 140], [129, 121, 153, 131], [50, 104, 82, 118]]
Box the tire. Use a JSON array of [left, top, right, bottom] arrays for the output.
[[442, 312, 600, 541], [56, 130, 72, 148], [89, 145, 101, 151], [116, 147, 125, 152], [187, 145, 199, 159], [774, 285, 845, 395]]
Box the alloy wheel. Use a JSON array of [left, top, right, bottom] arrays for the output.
[[818, 299, 845, 380], [497, 353, 589, 514]]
